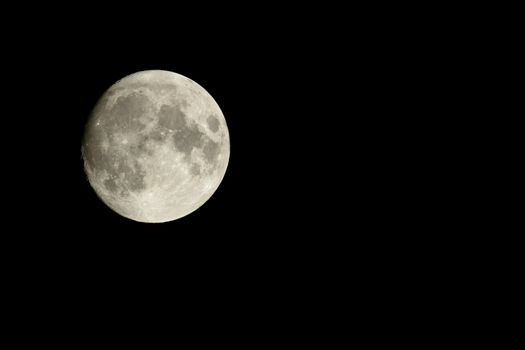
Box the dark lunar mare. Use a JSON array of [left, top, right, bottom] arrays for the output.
[[157, 102, 205, 156], [207, 115, 220, 132], [157, 102, 222, 171]]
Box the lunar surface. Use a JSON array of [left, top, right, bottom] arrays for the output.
[[81, 70, 230, 223]]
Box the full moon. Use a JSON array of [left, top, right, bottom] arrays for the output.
[[81, 70, 230, 223]]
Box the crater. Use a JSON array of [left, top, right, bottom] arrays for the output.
[[207, 115, 220, 132]]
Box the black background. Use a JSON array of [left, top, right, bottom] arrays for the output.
[[1, 11, 365, 332], [2, 4, 468, 327], [3, 9, 360, 268], [2, 7, 434, 266], [0, 4, 499, 343]]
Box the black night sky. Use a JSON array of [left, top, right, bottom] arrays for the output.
[[4, 3, 445, 285], [2, 7, 391, 258], [5, 20, 348, 249], [0, 7, 481, 344]]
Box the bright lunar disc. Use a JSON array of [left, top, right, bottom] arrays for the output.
[[81, 70, 230, 223]]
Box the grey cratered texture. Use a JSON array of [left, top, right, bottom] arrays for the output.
[[82, 70, 230, 223]]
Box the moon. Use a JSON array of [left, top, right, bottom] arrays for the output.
[[81, 70, 230, 223]]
